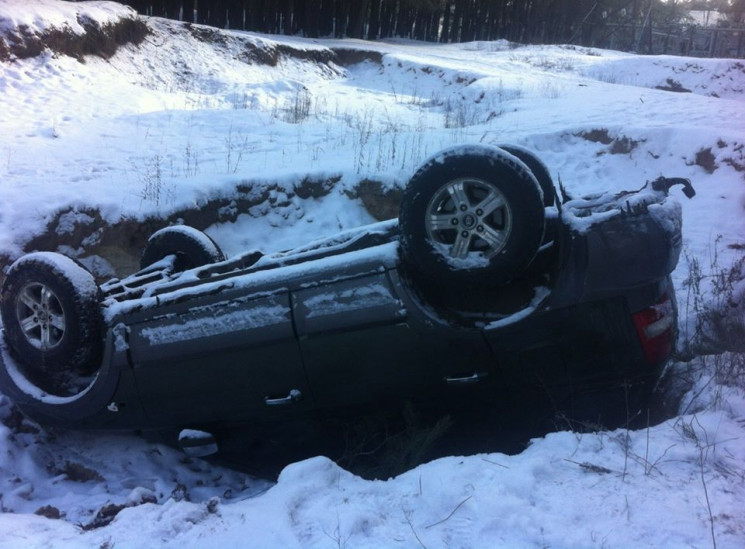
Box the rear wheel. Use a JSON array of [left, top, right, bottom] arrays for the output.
[[399, 145, 545, 290], [1, 252, 102, 395], [140, 225, 225, 272]]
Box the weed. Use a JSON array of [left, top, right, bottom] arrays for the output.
[[141, 154, 164, 206], [128, 154, 176, 209], [224, 125, 253, 174], [335, 404, 452, 479], [322, 508, 351, 549], [527, 55, 576, 72], [281, 88, 312, 124], [595, 71, 621, 84], [674, 415, 720, 549], [669, 239, 745, 417], [348, 107, 375, 173], [680, 240, 745, 360], [443, 97, 468, 128], [424, 495, 472, 528], [183, 143, 199, 177], [537, 81, 562, 99]]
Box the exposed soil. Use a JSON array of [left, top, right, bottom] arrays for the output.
[[693, 147, 718, 174], [0, 16, 149, 63], [185, 22, 338, 68], [575, 128, 643, 155], [0, 11, 357, 70], [655, 78, 692, 93]]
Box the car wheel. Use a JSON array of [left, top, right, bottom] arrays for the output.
[[140, 225, 226, 271], [498, 144, 555, 207], [1, 252, 102, 394], [399, 145, 545, 288]]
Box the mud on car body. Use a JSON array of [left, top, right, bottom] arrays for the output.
[[0, 145, 694, 452]]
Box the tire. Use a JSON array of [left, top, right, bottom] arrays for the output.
[[1, 252, 102, 395], [498, 144, 555, 207], [399, 145, 545, 289], [140, 225, 226, 272]]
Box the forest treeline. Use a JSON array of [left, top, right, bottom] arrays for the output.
[[120, 1, 745, 47]]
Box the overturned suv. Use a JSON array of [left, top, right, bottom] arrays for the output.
[[0, 145, 694, 446]]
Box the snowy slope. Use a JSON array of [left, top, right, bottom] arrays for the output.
[[1, 1, 744, 548]]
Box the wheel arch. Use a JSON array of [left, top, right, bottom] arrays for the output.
[[0, 325, 130, 427]]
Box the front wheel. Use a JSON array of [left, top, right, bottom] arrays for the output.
[[399, 145, 546, 289], [1, 252, 102, 395]]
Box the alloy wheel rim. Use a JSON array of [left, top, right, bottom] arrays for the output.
[[425, 178, 513, 260], [15, 282, 66, 350]]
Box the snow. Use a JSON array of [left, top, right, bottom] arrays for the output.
[[0, 338, 97, 404], [104, 241, 400, 321], [484, 286, 551, 330], [139, 303, 288, 345], [304, 283, 398, 318], [1, 2, 744, 548], [561, 184, 685, 234], [145, 225, 219, 255], [0, 0, 135, 36], [5, 251, 99, 300]]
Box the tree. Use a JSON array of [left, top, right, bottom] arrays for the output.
[[113, 0, 744, 54]]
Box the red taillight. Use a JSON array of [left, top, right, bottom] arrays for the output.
[[632, 293, 675, 365]]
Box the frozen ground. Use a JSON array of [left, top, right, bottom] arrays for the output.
[[0, 1, 744, 547]]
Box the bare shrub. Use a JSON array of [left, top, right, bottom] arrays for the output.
[[679, 242, 745, 362], [281, 88, 313, 124]]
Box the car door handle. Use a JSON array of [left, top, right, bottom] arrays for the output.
[[444, 372, 488, 385], [264, 389, 303, 406]]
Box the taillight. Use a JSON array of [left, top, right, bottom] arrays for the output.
[[632, 293, 675, 365]]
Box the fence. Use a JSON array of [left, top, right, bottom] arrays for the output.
[[583, 23, 745, 58]]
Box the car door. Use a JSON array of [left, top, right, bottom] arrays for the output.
[[127, 290, 311, 426], [292, 270, 498, 411]]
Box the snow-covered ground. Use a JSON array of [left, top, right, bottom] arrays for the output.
[[1, 1, 744, 547]]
